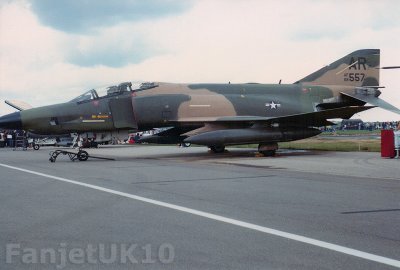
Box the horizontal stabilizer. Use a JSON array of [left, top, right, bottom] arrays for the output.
[[5, 100, 33, 111], [341, 92, 400, 115]]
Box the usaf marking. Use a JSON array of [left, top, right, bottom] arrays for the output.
[[344, 57, 367, 82], [265, 101, 281, 109], [349, 57, 367, 70], [343, 73, 365, 82], [336, 57, 367, 82]]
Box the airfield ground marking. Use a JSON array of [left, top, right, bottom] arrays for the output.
[[1, 163, 399, 269]]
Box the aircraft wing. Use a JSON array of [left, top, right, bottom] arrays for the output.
[[142, 106, 374, 144], [179, 106, 373, 145], [252, 105, 375, 127], [179, 106, 374, 129]]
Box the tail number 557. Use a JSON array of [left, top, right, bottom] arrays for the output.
[[344, 73, 365, 82]]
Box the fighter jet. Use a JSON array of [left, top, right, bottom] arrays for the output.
[[1, 49, 399, 155]]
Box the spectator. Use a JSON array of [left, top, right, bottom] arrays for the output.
[[7, 132, 13, 147], [134, 133, 141, 144], [4, 131, 8, 147]]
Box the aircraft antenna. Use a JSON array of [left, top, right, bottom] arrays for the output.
[[380, 66, 400, 69]]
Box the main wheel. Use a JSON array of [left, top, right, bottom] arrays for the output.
[[260, 150, 276, 157], [258, 143, 278, 157], [209, 145, 225, 153], [33, 144, 40, 150], [78, 150, 89, 161]]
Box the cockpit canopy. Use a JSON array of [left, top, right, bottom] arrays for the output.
[[69, 82, 158, 103]]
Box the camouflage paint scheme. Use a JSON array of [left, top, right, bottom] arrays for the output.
[[1, 49, 399, 154]]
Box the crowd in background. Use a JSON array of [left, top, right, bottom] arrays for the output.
[[0, 130, 27, 148], [320, 120, 399, 132]]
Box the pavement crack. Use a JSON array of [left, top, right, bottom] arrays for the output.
[[341, 208, 400, 214]]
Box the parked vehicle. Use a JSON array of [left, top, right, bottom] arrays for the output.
[[56, 137, 74, 147], [34, 138, 57, 146]]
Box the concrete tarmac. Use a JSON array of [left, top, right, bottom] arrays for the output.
[[0, 145, 399, 269]]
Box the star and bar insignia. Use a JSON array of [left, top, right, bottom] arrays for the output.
[[265, 101, 281, 109]]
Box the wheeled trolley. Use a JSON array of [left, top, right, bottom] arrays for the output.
[[49, 149, 114, 162]]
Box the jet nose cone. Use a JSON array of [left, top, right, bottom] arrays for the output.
[[0, 112, 22, 129]]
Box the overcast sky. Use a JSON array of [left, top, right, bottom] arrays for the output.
[[0, 0, 399, 121]]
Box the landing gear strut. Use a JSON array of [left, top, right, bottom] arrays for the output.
[[258, 143, 278, 157], [209, 145, 225, 153]]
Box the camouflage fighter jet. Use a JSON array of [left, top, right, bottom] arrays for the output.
[[1, 49, 399, 155]]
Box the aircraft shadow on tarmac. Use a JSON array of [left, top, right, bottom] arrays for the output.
[[107, 148, 325, 162]]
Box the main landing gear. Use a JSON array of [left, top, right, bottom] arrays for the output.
[[209, 145, 226, 153], [207, 143, 278, 156], [258, 143, 278, 157]]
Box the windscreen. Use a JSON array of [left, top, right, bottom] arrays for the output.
[[69, 90, 97, 103], [69, 82, 158, 103]]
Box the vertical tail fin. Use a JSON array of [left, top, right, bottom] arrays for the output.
[[296, 49, 380, 87]]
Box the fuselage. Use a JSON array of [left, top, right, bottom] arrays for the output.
[[3, 82, 348, 135]]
